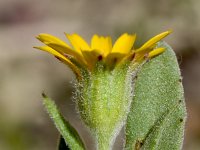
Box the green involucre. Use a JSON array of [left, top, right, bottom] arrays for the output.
[[74, 62, 139, 150]]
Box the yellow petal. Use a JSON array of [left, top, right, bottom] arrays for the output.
[[36, 34, 70, 47], [148, 47, 165, 58], [36, 33, 83, 57], [136, 30, 171, 52], [91, 35, 112, 56], [105, 53, 126, 67], [36, 33, 88, 66], [112, 33, 136, 54], [46, 43, 86, 65], [34, 46, 81, 77], [81, 49, 103, 70], [65, 33, 91, 52]]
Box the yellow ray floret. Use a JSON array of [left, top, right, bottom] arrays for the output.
[[36, 33, 86, 65], [65, 33, 91, 52], [136, 30, 171, 53], [91, 35, 112, 57], [112, 33, 136, 54], [148, 47, 165, 58], [34, 46, 81, 77], [35, 30, 171, 73], [36, 34, 69, 46]]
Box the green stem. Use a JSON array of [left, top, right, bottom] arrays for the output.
[[96, 130, 117, 150], [96, 134, 112, 150]]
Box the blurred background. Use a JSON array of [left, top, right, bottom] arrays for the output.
[[0, 0, 199, 149]]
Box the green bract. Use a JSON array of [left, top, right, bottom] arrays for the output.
[[74, 62, 137, 150]]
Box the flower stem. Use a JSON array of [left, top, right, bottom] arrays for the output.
[[96, 133, 112, 150]]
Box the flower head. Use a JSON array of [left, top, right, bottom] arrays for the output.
[[35, 31, 171, 78], [35, 31, 172, 149]]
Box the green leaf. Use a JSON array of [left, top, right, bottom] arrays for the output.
[[125, 42, 187, 150], [42, 93, 85, 150]]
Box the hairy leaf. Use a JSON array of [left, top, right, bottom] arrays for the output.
[[42, 93, 85, 150], [125, 42, 187, 150]]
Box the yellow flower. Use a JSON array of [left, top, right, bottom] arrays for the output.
[[35, 31, 172, 148], [34, 31, 171, 77]]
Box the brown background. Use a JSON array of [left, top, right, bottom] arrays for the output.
[[0, 0, 199, 149]]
